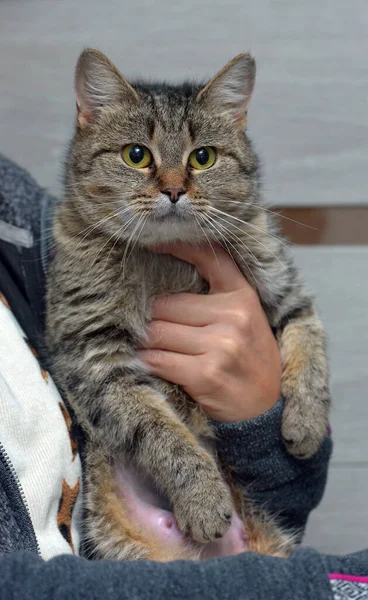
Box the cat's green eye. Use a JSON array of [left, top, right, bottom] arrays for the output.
[[122, 144, 152, 169], [188, 147, 217, 170]]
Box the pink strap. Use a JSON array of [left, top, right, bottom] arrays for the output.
[[329, 574, 368, 584], [329, 573, 368, 599]]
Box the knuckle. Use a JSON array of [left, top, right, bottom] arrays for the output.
[[148, 320, 165, 343], [146, 350, 162, 367], [152, 295, 170, 315], [231, 308, 251, 331], [202, 360, 220, 386], [220, 334, 239, 358], [245, 289, 260, 314], [201, 355, 227, 393]]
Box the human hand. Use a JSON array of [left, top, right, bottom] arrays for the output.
[[138, 244, 281, 423]]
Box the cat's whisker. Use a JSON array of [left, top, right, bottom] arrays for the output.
[[216, 214, 286, 273], [104, 214, 138, 268], [220, 200, 317, 231], [202, 211, 269, 277], [205, 213, 281, 289], [88, 213, 138, 275], [37, 206, 108, 245], [120, 214, 146, 280], [201, 213, 259, 268], [125, 212, 149, 267], [41, 202, 137, 257], [71, 206, 136, 251], [204, 213, 265, 274], [38, 227, 58, 243], [65, 211, 125, 247], [207, 208, 287, 271], [208, 206, 294, 251], [193, 214, 222, 272], [64, 182, 156, 207], [73, 213, 122, 252], [84, 233, 117, 280], [197, 214, 245, 281], [201, 214, 262, 295], [200, 213, 265, 293]]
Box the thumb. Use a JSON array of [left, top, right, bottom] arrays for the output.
[[153, 243, 247, 293]]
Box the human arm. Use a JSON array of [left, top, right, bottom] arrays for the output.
[[212, 400, 332, 533], [138, 244, 332, 534]]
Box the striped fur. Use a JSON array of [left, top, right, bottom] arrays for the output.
[[46, 49, 330, 560]]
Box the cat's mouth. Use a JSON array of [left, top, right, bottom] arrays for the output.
[[132, 197, 209, 245], [152, 209, 190, 222], [152, 195, 194, 222]]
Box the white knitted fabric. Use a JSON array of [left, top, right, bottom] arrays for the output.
[[0, 296, 82, 560]]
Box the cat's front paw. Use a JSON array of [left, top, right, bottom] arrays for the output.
[[281, 402, 328, 459], [174, 476, 233, 544]]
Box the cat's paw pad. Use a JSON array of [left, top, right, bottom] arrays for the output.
[[174, 479, 233, 544], [282, 408, 327, 459]]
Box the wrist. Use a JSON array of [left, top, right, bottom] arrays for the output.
[[205, 390, 280, 424]]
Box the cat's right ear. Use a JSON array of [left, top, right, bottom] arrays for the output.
[[75, 49, 139, 128]]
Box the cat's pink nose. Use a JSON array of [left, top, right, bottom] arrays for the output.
[[161, 186, 186, 204]]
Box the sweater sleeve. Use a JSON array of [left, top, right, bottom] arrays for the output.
[[211, 398, 333, 534], [0, 547, 333, 600], [2, 547, 368, 600]]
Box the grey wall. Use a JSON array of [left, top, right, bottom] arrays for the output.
[[1, 0, 367, 205], [294, 247, 368, 554]]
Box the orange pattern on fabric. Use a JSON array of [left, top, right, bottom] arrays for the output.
[[27, 343, 49, 382], [0, 292, 10, 309], [57, 479, 81, 553], [59, 402, 79, 461], [1, 288, 81, 552]]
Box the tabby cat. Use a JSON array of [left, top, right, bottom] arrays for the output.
[[46, 49, 330, 561]]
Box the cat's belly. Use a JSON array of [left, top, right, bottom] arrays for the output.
[[114, 460, 248, 560]]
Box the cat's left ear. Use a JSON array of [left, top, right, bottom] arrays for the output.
[[196, 54, 256, 128]]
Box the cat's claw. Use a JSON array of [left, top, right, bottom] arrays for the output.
[[174, 478, 233, 544], [281, 403, 328, 459]]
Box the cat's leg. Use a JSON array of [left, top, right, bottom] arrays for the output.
[[199, 482, 295, 559], [242, 509, 295, 558], [85, 445, 202, 561], [78, 382, 233, 544], [86, 447, 293, 561], [277, 306, 330, 458], [205, 509, 293, 559], [85, 445, 153, 560]]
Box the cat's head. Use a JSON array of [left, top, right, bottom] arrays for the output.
[[67, 49, 260, 247]]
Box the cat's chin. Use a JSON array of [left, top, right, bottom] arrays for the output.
[[135, 219, 209, 248]]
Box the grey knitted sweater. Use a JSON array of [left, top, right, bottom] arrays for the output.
[[0, 153, 367, 600]]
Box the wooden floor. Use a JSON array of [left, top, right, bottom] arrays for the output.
[[0, 0, 367, 556]]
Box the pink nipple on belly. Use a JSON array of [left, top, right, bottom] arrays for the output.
[[155, 511, 182, 540]]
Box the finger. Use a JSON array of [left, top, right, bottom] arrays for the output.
[[137, 349, 200, 387], [153, 243, 247, 294], [152, 293, 221, 326], [152, 287, 260, 327], [142, 320, 207, 355]]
